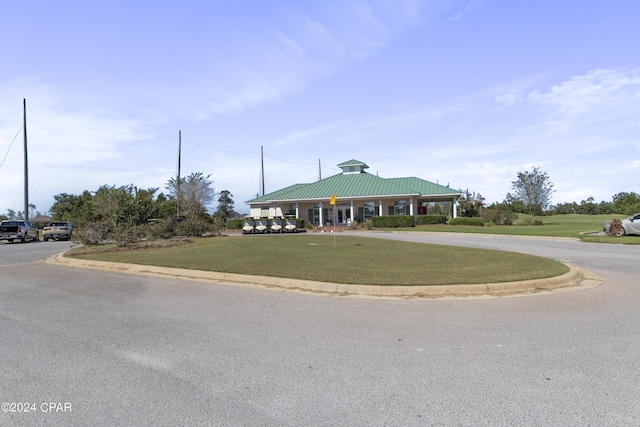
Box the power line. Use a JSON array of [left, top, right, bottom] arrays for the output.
[[0, 124, 23, 168], [263, 152, 316, 165], [183, 138, 315, 166], [182, 138, 253, 155], [29, 110, 174, 139], [27, 109, 318, 166]]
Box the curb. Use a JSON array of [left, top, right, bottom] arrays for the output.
[[47, 253, 603, 300]]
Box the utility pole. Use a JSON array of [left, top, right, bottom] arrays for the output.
[[177, 130, 181, 218], [23, 98, 29, 220], [261, 146, 265, 196]]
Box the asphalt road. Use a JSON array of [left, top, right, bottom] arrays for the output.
[[1, 235, 639, 426]]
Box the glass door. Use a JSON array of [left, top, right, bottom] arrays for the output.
[[337, 208, 351, 225]]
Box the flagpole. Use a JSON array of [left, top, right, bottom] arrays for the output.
[[330, 194, 336, 248], [333, 206, 336, 248]]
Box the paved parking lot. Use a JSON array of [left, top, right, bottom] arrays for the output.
[[1, 236, 639, 426]]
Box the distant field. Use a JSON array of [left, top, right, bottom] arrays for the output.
[[70, 234, 569, 286], [400, 214, 640, 244]]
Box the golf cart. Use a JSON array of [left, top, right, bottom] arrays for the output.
[[255, 218, 269, 234], [242, 219, 255, 234], [284, 218, 297, 233], [270, 218, 283, 233]]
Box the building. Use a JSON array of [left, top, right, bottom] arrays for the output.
[[245, 159, 462, 226]]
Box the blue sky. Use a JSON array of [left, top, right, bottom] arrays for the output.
[[2, 0, 639, 216]]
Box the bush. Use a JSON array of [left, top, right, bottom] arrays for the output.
[[416, 215, 448, 225], [371, 215, 414, 228], [480, 209, 518, 225], [530, 219, 544, 226], [111, 224, 147, 246], [175, 218, 217, 237], [609, 218, 623, 236], [72, 221, 113, 245], [449, 217, 484, 226], [148, 218, 177, 240], [226, 219, 243, 230]]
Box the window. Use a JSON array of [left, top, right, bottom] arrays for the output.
[[364, 202, 376, 221], [394, 200, 407, 215], [261, 206, 270, 217]]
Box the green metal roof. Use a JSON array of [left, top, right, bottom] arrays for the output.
[[337, 159, 369, 169], [246, 170, 461, 204], [385, 177, 459, 196]]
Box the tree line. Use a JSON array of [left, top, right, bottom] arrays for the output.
[[458, 167, 639, 224], [2, 167, 638, 237], [0, 172, 237, 245]]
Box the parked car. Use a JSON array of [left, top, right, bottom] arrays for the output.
[[242, 220, 255, 234], [255, 219, 269, 234], [0, 220, 39, 243], [43, 222, 73, 241], [270, 219, 283, 233], [603, 213, 640, 236]]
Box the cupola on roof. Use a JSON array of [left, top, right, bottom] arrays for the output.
[[337, 159, 369, 174]]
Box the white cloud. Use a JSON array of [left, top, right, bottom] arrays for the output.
[[496, 91, 523, 106], [527, 68, 640, 135], [447, 0, 477, 22], [258, 67, 640, 205]]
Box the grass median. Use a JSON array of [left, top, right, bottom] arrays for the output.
[[69, 234, 569, 286]]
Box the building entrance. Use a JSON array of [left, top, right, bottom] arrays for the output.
[[337, 207, 351, 225]]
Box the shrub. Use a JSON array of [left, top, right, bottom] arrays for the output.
[[175, 218, 217, 237], [72, 221, 113, 245], [416, 215, 448, 225], [449, 217, 484, 226], [111, 224, 146, 246], [371, 215, 414, 228], [609, 218, 623, 236], [480, 209, 518, 225], [148, 218, 177, 240], [226, 219, 243, 230]]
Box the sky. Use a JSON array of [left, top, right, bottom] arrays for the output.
[[1, 0, 639, 216]]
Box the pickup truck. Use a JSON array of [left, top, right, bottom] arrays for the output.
[[0, 220, 39, 243]]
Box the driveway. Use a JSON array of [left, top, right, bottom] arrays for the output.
[[1, 235, 639, 426]]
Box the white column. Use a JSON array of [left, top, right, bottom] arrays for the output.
[[410, 197, 416, 226], [350, 200, 354, 222], [295, 204, 299, 219], [452, 198, 457, 218], [379, 199, 383, 216]]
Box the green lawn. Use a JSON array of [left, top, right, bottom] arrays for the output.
[[392, 214, 640, 244], [70, 234, 569, 286]]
